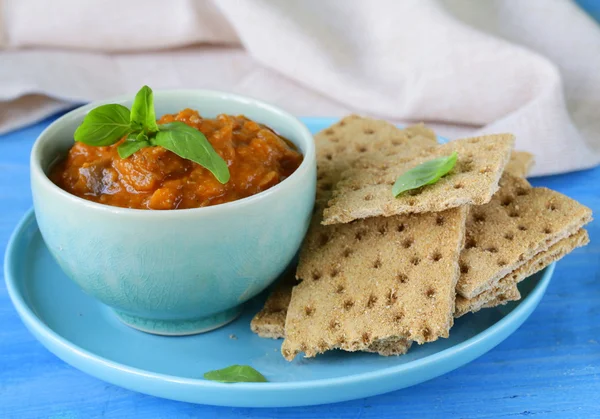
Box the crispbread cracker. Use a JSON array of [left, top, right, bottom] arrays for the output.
[[506, 151, 534, 178], [253, 118, 437, 354], [314, 116, 438, 204], [282, 207, 467, 361], [322, 134, 514, 225], [250, 271, 295, 339], [455, 229, 589, 316], [457, 174, 592, 298]]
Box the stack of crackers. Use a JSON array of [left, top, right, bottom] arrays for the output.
[[251, 116, 592, 361]]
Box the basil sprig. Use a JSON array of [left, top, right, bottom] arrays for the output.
[[392, 152, 458, 197], [203, 365, 268, 383], [73, 85, 230, 184]]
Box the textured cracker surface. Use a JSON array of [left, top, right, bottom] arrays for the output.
[[457, 174, 592, 298], [506, 151, 534, 178], [322, 134, 514, 225], [250, 271, 295, 339], [253, 117, 435, 356], [282, 208, 467, 361], [315, 116, 438, 205], [455, 229, 589, 317]]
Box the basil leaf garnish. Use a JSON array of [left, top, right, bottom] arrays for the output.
[[130, 85, 159, 133], [118, 138, 150, 159], [203, 365, 268, 383], [74, 104, 132, 146], [392, 152, 458, 197], [153, 122, 230, 184], [72, 86, 231, 183]]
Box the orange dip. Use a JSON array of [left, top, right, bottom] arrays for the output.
[[51, 110, 303, 209]]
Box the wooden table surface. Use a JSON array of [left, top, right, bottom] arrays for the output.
[[1, 115, 599, 418]]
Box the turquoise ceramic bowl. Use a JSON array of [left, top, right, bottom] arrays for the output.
[[30, 91, 316, 335]]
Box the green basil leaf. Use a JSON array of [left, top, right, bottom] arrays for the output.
[[74, 104, 132, 146], [130, 85, 159, 133], [392, 152, 458, 197], [117, 139, 150, 159], [203, 365, 267, 383], [153, 122, 230, 184]]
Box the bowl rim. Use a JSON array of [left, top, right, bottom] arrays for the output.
[[30, 89, 316, 218]]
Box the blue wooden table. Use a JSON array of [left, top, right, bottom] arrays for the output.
[[1, 114, 599, 418]]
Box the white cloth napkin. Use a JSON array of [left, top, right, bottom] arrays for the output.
[[1, 0, 599, 176]]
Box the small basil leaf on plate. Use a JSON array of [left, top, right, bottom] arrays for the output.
[[203, 365, 267, 383], [153, 121, 230, 184], [392, 152, 458, 197], [74, 104, 132, 146], [130, 85, 159, 133], [117, 138, 150, 159]]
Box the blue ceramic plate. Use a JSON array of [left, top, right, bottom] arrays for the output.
[[5, 118, 555, 407]]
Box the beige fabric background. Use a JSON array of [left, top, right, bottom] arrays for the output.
[[1, 0, 599, 176]]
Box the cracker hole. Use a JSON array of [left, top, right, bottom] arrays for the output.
[[366, 294, 378, 309], [501, 197, 513, 206], [356, 145, 368, 153], [397, 273, 408, 284], [312, 271, 322, 281], [342, 248, 353, 258], [518, 225, 528, 231], [378, 224, 388, 235], [431, 251, 442, 262], [320, 182, 332, 191], [364, 194, 373, 201], [468, 138, 480, 144], [497, 260, 508, 267], [386, 289, 398, 305], [485, 246, 498, 253], [479, 167, 492, 174], [465, 237, 477, 249], [516, 188, 529, 196], [393, 311, 404, 322], [361, 332, 372, 345], [543, 227, 552, 234], [408, 199, 416, 206], [325, 153, 333, 161], [460, 262, 469, 274], [436, 215, 445, 226], [426, 288, 436, 298], [546, 202, 557, 211], [317, 173, 325, 181], [330, 137, 340, 144], [397, 223, 405, 232], [331, 268, 340, 278], [364, 128, 374, 135], [324, 128, 335, 135], [299, 343, 308, 352], [355, 229, 367, 241], [402, 238, 414, 248], [411, 257, 421, 266], [391, 139, 402, 146], [318, 233, 330, 247], [343, 299, 354, 310], [373, 258, 382, 269], [473, 213, 486, 223], [509, 210, 520, 218], [422, 327, 432, 341], [335, 283, 345, 293], [339, 120, 347, 126], [504, 232, 514, 241], [329, 320, 340, 331], [304, 306, 314, 316], [454, 183, 464, 189]]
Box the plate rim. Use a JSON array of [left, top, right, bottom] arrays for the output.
[[5, 208, 554, 395]]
